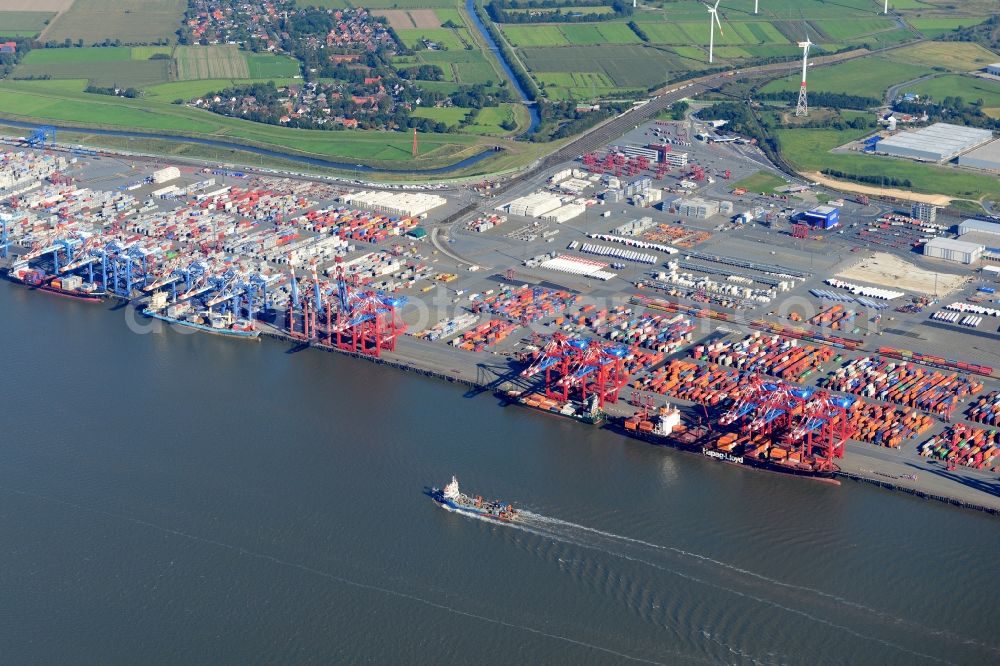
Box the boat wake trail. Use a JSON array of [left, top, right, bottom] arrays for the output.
[[496, 509, 991, 665], [0, 486, 676, 665]]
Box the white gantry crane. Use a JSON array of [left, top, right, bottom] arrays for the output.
[[705, 0, 724, 64], [795, 37, 812, 117]]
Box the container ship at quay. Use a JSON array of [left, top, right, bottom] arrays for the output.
[[144, 307, 260, 340], [498, 389, 606, 425], [431, 476, 518, 522], [615, 402, 843, 482], [9, 266, 106, 302]]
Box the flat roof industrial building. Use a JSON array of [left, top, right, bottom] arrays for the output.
[[957, 138, 1000, 172], [958, 218, 1000, 237], [923, 236, 985, 265], [876, 123, 994, 163]]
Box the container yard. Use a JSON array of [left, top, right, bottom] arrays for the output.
[[3, 116, 999, 513]]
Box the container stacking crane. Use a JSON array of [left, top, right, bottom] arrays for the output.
[[522, 335, 631, 408], [718, 375, 855, 471]]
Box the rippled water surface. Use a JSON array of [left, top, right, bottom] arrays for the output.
[[0, 282, 996, 664]]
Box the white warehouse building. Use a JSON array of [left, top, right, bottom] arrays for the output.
[[957, 138, 1000, 172], [923, 237, 984, 265], [958, 218, 1000, 237], [152, 166, 180, 184], [541, 202, 586, 223], [876, 123, 994, 162], [504, 191, 564, 218], [339, 190, 446, 217], [677, 197, 720, 219]]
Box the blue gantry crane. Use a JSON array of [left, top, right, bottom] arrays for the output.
[[24, 126, 56, 149]]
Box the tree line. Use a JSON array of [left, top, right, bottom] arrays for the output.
[[487, 0, 632, 24], [757, 90, 880, 111], [821, 169, 912, 188]]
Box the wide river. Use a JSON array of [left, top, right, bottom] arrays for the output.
[[1, 280, 996, 665]]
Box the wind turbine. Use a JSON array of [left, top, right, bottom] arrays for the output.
[[705, 0, 723, 64], [883, 0, 888, 14], [795, 37, 812, 117], [754, 0, 759, 15]]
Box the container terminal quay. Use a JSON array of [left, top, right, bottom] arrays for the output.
[[2, 122, 1000, 514]]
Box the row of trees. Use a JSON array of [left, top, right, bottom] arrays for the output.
[[487, 0, 633, 24], [0, 37, 31, 79], [757, 90, 880, 111], [699, 101, 785, 169], [529, 99, 629, 141], [894, 97, 1000, 131], [938, 15, 999, 51], [84, 84, 140, 98], [821, 169, 912, 188]]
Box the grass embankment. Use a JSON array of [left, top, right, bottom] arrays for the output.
[[0, 121, 551, 182], [0, 79, 503, 170]]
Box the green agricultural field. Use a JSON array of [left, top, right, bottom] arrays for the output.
[[293, 0, 351, 7], [634, 22, 691, 44], [861, 28, 920, 47], [41, 0, 186, 45], [352, 0, 456, 8], [536, 71, 618, 99], [741, 44, 802, 59], [396, 27, 475, 50], [761, 56, 935, 99], [144, 78, 303, 101], [131, 46, 173, 60], [883, 42, 1000, 72], [524, 44, 691, 89], [815, 18, 896, 41], [905, 75, 1000, 108], [505, 6, 612, 16], [713, 47, 751, 59], [501, 25, 568, 48], [246, 54, 300, 79], [411, 106, 469, 125], [407, 79, 465, 95], [176, 45, 250, 81], [20, 47, 131, 64], [559, 23, 642, 46], [464, 103, 524, 134], [909, 17, 988, 38], [776, 127, 1000, 200], [15, 58, 171, 88], [0, 78, 487, 168], [418, 49, 498, 85], [434, 8, 465, 25], [0, 11, 54, 38], [14, 47, 170, 88], [671, 45, 706, 60]]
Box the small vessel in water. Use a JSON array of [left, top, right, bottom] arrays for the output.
[[431, 476, 517, 522]]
